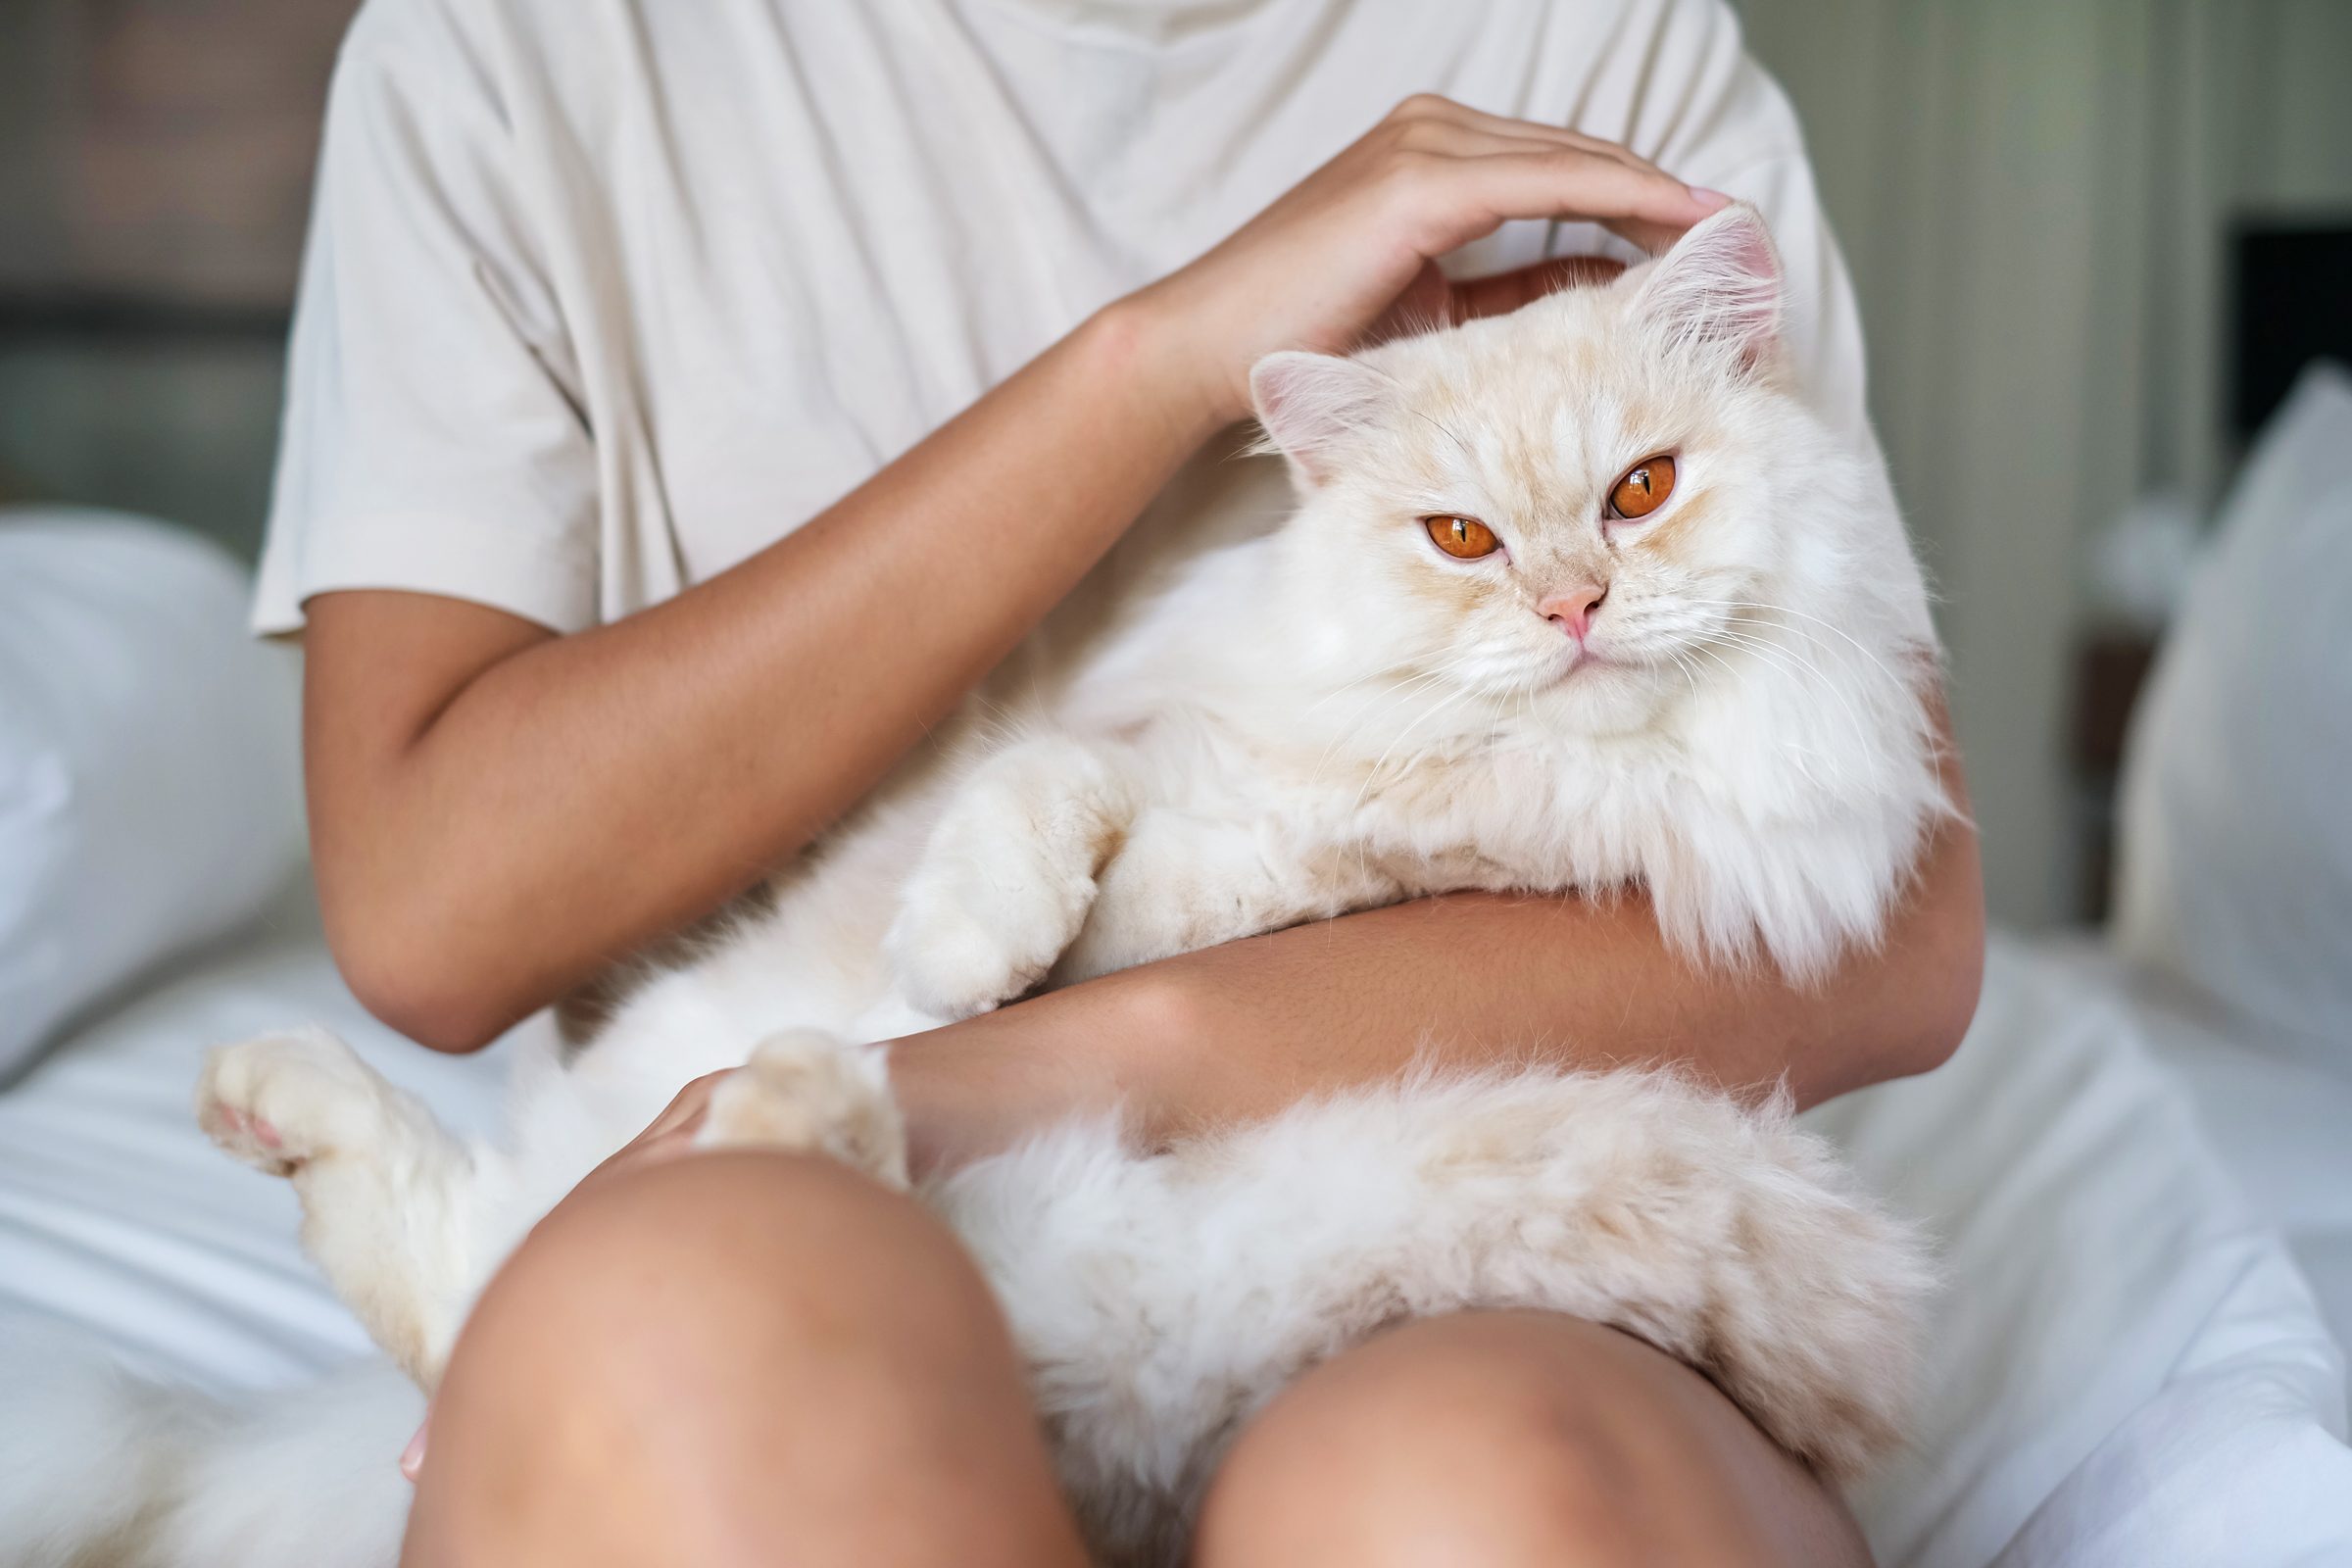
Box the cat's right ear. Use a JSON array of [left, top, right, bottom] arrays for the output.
[[1250, 351, 1393, 486], [1628, 203, 1786, 374]]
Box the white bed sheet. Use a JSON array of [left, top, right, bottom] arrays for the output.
[[1806, 937, 2352, 1567], [2, 908, 2348, 1565], [2092, 952, 2352, 1360], [0, 894, 512, 1395]]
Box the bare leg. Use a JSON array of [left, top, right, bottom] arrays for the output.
[[401, 1151, 1089, 1568], [1193, 1310, 1872, 1568]]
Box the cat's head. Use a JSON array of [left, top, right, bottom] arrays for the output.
[[1251, 204, 1870, 726]]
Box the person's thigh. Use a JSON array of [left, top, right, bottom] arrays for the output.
[[401, 1151, 1089, 1568], [1194, 1310, 1871, 1568]]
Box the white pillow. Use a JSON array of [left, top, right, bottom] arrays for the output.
[[2114, 363, 2352, 1072], [0, 509, 304, 1078]]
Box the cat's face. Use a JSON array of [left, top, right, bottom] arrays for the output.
[[1254, 206, 1832, 724]]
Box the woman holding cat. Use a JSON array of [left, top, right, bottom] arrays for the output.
[[263, 1, 1984, 1563]]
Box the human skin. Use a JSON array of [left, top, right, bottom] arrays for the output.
[[321, 95, 1981, 1562], [401, 1153, 1875, 1567], [302, 94, 1932, 1059], [301, 98, 1982, 1150]]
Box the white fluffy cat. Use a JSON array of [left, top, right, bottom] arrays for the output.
[[8, 206, 1946, 1568]]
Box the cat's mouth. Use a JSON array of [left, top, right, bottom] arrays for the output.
[[1555, 643, 1625, 679]]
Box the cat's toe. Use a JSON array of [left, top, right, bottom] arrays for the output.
[[885, 898, 1048, 1021], [197, 1026, 380, 1176], [700, 1030, 908, 1190]]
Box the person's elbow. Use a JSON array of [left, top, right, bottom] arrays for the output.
[[318, 869, 519, 1054], [1882, 821, 1987, 1083]]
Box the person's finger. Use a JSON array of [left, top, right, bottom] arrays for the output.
[[1404, 100, 1683, 182], [400, 1409, 429, 1482], [1386, 115, 1673, 188], [1383, 111, 1724, 251], [642, 1070, 727, 1142], [574, 1069, 732, 1195], [1446, 254, 1628, 323], [1438, 148, 1726, 254], [1383, 116, 1567, 163], [619, 1072, 725, 1161]]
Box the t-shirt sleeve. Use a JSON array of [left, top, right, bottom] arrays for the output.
[[1618, 0, 1876, 451], [254, 0, 599, 637]]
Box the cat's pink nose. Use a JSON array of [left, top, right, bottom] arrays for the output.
[[1540, 584, 1608, 641]]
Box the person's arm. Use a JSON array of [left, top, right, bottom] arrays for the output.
[[304, 310, 1215, 1053], [304, 98, 1729, 1052], [598, 723, 1977, 1185], [888, 715, 1982, 1174]]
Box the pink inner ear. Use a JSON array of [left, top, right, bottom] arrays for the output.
[[1250, 351, 1392, 484], [1635, 205, 1784, 363]]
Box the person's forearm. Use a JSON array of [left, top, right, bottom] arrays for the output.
[[893, 780, 1984, 1174], [307, 304, 1223, 1050], [305, 102, 1735, 1052]]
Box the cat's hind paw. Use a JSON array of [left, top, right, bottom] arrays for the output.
[[699, 1029, 909, 1190], [196, 1025, 472, 1386], [197, 1026, 389, 1177]]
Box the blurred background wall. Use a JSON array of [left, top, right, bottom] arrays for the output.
[[1740, 0, 2352, 925], [3, 0, 2349, 929], [0, 0, 350, 559]]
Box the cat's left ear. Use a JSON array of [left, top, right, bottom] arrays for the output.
[[1250, 351, 1394, 486], [1630, 202, 1785, 370]]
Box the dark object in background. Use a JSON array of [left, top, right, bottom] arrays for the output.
[[2072, 218, 2351, 923], [2231, 222, 2352, 441]]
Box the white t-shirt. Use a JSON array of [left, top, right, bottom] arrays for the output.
[[256, 0, 1870, 637]]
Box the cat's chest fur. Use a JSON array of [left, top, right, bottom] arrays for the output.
[[1113, 687, 1714, 902], [1048, 532, 1777, 906]]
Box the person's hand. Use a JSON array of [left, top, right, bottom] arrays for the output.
[[399, 1070, 733, 1481], [573, 1069, 734, 1189], [1127, 93, 1724, 425], [400, 957, 1187, 1479]]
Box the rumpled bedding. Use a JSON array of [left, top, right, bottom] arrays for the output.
[[1, 905, 2347, 1565]]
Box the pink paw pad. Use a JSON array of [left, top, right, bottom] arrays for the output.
[[215, 1105, 283, 1149]]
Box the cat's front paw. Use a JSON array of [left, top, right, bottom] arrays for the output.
[[699, 1029, 908, 1190], [197, 1026, 387, 1177], [885, 734, 1128, 1019], [885, 885, 1064, 1022]]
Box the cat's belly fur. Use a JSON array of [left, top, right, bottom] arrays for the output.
[[454, 1015, 1927, 1568], [517, 691, 1640, 1223], [418, 719, 1917, 1566]]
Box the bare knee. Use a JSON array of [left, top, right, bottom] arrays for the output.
[[1194, 1312, 1867, 1568], [408, 1152, 1051, 1566], [464, 1151, 1009, 1415], [1196, 1314, 1644, 1566]]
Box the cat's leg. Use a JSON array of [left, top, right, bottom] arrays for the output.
[[1054, 813, 1399, 984], [697, 1028, 908, 1190], [885, 735, 1139, 1018], [197, 1027, 477, 1386]]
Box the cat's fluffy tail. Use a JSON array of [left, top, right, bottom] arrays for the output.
[[0, 1322, 416, 1568]]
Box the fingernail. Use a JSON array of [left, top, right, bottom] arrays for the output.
[[400, 1422, 427, 1481], [1687, 186, 1733, 212]]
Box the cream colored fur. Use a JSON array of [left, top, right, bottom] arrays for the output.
[[9, 207, 1947, 1568]]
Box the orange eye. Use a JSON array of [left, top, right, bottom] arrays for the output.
[[1425, 514, 1500, 560], [1607, 455, 1677, 520]]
